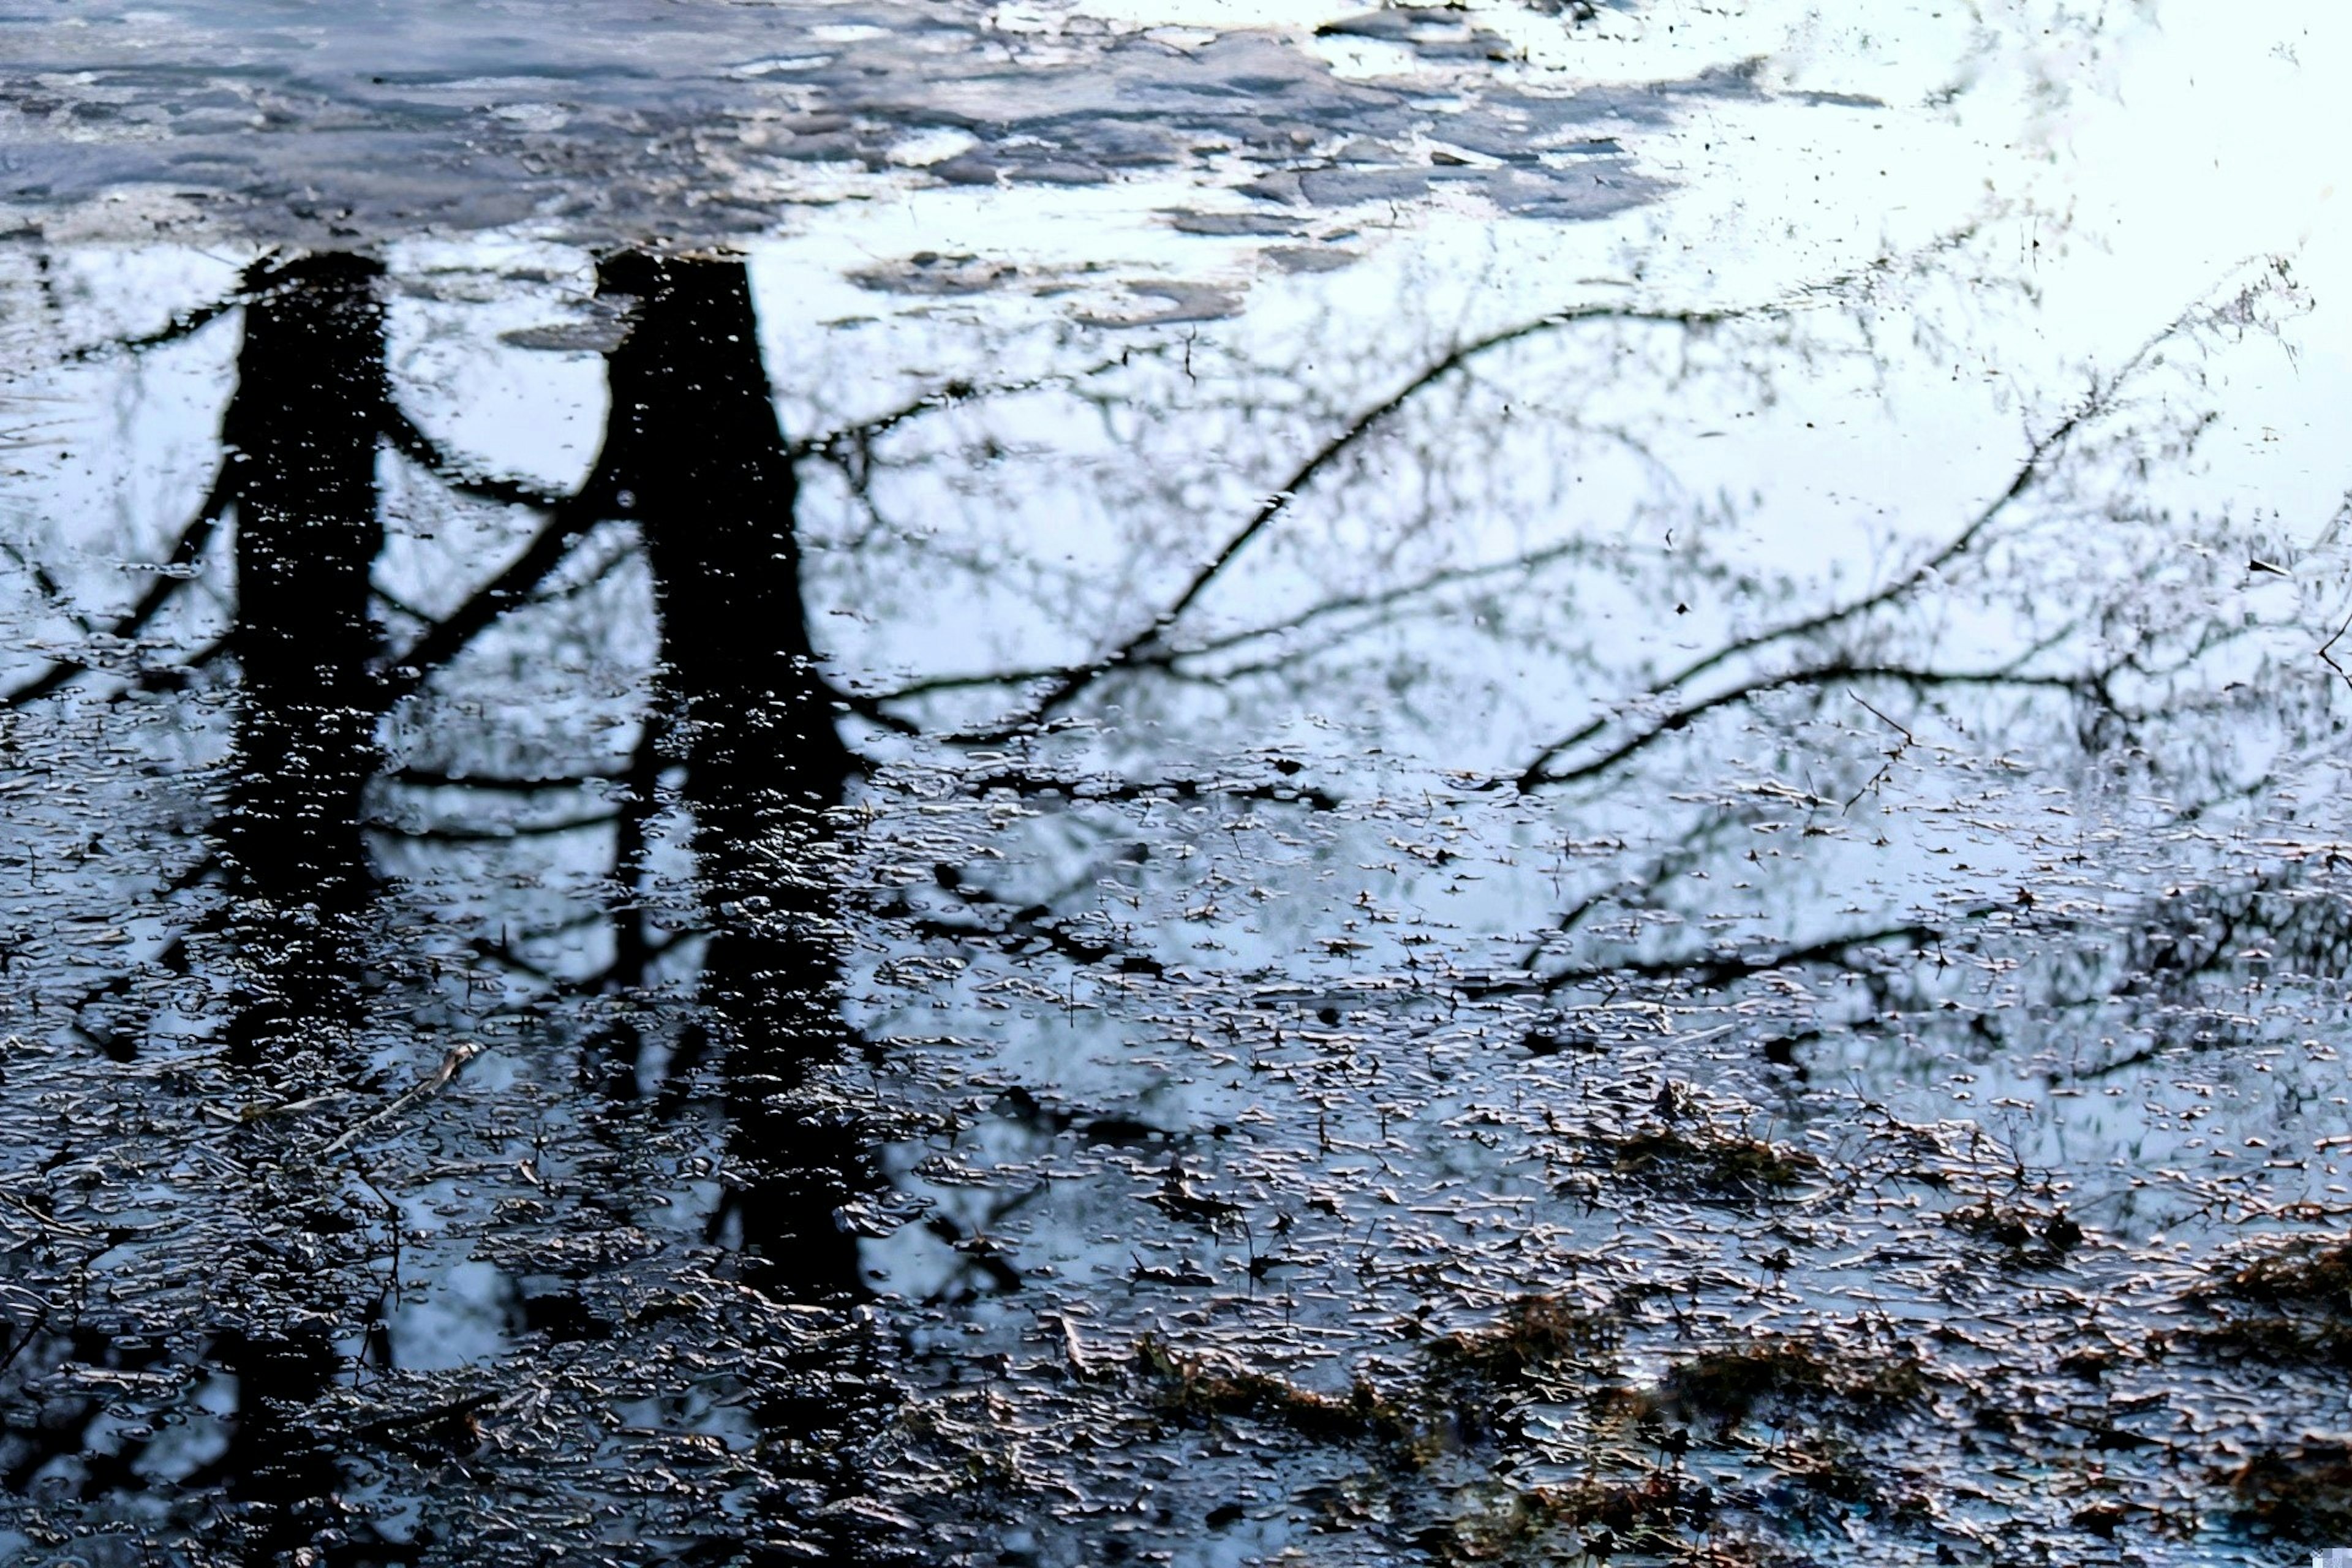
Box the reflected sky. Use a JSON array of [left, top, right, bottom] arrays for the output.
[[7, 4, 2352, 1567]]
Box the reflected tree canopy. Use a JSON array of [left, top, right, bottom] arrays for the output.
[[2, 221, 2351, 1566]]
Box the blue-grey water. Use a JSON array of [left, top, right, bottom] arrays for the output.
[[5, 4, 2352, 1566]]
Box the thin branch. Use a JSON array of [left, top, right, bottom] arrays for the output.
[[1472, 918, 1941, 999], [380, 408, 568, 512], [862, 532, 1617, 709], [1514, 284, 2238, 785], [1520, 661, 2113, 790], [1847, 688, 1915, 745], [380, 502, 602, 702], [790, 343, 1177, 470], [318, 1042, 484, 1156], [2319, 606, 2352, 692], [366, 810, 621, 843], [1842, 687, 1916, 809], [60, 287, 252, 366], [385, 766, 626, 794], [0, 537, 94, 636], [981, 303, 1749, 736], [1, 473, 233, 707]]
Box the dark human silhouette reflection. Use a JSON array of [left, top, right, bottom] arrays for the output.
[[208, 252, 391, 1558], [0, 253, 398, 1558], [586, 251, 867, 1301], [218, 252, 387, 1071]]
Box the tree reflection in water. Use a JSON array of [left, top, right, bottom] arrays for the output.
[[2, 232, 2352, 1565]]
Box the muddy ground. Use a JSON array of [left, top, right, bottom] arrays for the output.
[[5, 3, 2352, 1565]]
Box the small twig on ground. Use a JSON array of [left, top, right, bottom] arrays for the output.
[[1847, 688, 1914, 745], [205, 1090, 356, 1126], [320, 1042, 485, 1156], [1844, 688, 1915, 810]]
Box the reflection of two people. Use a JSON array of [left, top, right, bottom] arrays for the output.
[[192, 249, 865, 1550]]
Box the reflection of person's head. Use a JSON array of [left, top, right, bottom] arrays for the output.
[[217, 254, 391, 1069], [578, 252, 848, 801]]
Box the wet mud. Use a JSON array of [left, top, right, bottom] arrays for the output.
[[6, 4, 2352, 1567]]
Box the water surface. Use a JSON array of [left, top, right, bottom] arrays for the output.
[[7, 5, 2352, 1566]]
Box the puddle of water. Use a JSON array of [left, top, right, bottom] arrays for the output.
[[7, 4, 2352, 1566]]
